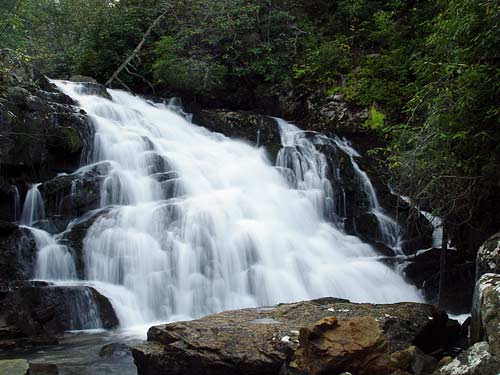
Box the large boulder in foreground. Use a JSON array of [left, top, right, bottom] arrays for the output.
[[133, 298, 457, 375], [471, 273, 500, 357]]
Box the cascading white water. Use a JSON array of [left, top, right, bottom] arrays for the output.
[[20, 183, 45, 226], [29, 227, 77, 280], [47, 80, 421, 328], [399, 195, 443, 249], [332, 137, 403, 253], [20, 184, 77, 280], [275, 119, 339, 225], [12, 185, 21, 221], [19, 182, 104, 330]]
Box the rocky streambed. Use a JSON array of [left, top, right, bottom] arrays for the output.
[[0, 329, 139, 375]]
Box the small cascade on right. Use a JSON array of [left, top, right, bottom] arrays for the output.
[[332, 138, 403, 254], [275, 118, 402, 255]]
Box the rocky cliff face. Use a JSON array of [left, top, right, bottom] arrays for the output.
[[0, 56, 118, 351], [0, 52, 94, 222]]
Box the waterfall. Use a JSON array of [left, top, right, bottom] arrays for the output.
[[399, 195, 444, 249], [66, 286, 103, 330], [275, 119, 339, 225], [47, 80, 421, 328], [332, 138, 402, 253], [19, 183, 77, 280], [30, 227, 77, 281], [20, 183, 45, 226], [20, 183, 104, 330]]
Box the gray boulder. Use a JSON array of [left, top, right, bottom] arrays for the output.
[[0, 359, 29, 375], [476, 231, 500, 280], [433, 342, 500, 375], [471, 273, 500, 357]]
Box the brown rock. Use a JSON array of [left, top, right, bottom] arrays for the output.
[[389, 346, 437, 375], [28, 363, 59, 375], [292, 316, 393, 375], [390, 370, 413, 375]]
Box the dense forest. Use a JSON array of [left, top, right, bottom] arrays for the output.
[[2, 0, 498, 255]]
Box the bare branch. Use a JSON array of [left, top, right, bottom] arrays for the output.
[[106, 9, 170, 88]]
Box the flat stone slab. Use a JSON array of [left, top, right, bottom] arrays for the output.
[[133, 297, 453, 375], [0, 359, 29, 375]]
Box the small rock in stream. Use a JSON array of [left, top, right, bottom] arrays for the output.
[[99, 342, 132, 358], [28, 362, 59, 375]]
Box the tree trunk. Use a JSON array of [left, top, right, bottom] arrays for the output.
[[437, 228, 448, 308]]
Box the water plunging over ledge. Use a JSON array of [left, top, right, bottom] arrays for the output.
[[25, 80, 421, 330]]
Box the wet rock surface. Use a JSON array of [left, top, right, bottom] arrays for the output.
[[133, 298, 457, 375], [39, 162, 111, 220], [0, 222, 37, 281], [404, 249, 475, 314], [0, 283, 118, 350], [99, 343, 132, 358], [57, 207, 115, 278], [192, 109, 282, 161], [28, 362, 59, 375], [0, 54, 94, 222]]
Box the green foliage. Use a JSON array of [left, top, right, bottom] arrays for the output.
[[150, 0, 302, 95], [74, 3, 156, 82], [152, 36, 225, 94], [293, 37, 352, 84], [363, 107, 386, 133], [388, 0, 500, 227]]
